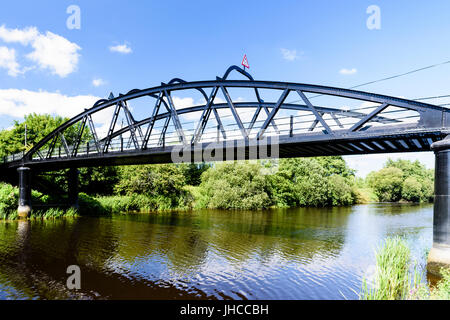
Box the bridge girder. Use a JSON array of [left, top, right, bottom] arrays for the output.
[[1, 65, 450, 170]]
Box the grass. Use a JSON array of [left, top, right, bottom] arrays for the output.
[[356, 187, 379, 203], [361, 236, 450, 300], [0, 207, 80, 220], [94, 193, 192, 214]]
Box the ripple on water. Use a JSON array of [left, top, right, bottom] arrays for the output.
[[0, 204, 434, 299]]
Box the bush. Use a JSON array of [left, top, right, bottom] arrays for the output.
[[268, 157, 357, 207], [78, 192, 107, 216], [367, 167, 404, 202], [0, 183, 18, 217], [114, 164, 188, 208], [402, 177, 422, 202], [367, 159, 434, 203], [95, 192, 193, 214], [327, 175, 356, 206], [197, 162, 272, 210]]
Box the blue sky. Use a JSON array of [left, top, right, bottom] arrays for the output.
[[1, 0, 450, 176]]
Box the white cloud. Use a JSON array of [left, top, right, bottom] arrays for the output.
[[0, 46, 21, 76], [280, 48, 299, 61], [92, 78, 106, 87], [172, 96, 196, 109], [0, 25, 81, 77], [339, 68, 357, 75], [0, 89, 100, 120], [0, 25, 38, 45], [109, 43, 132, 54], [26, 31, 81, 77]]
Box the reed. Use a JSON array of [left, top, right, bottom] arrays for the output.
[[361, 237, 412, 299], [361, 237, 450, 300]]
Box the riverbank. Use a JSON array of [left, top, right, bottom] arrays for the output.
[[0, 207, 79, 220], [0, 158, 435, 220], [361, 237, 450, 300]]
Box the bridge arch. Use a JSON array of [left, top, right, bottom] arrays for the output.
[[1, 65, 445, 167]]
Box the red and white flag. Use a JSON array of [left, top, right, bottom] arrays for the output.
[[241, 54, 250, 69]]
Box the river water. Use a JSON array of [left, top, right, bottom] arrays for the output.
[[0, 203, 434, 300]]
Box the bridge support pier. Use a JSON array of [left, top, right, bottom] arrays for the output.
[[17, 167, 31, 218], [429, 138, 450, 275], [68, 168, 79, 210]]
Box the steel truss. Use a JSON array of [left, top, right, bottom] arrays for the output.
[[3, 65, 450, 168]]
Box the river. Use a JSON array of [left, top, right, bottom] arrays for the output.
[[0, 203, 434, 300]]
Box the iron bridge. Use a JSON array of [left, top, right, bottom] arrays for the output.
[[2, 65, 450, 172]]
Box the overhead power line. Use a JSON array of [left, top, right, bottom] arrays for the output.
[[287, 59, 450, 104], [413, 94, 450, 101]]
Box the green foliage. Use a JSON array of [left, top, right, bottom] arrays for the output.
[[114, 164, 190, 209], [361, 237, 450, 300], [30, 207, 79, 219], [430, 268, 450, 300], [0, 113, 90, 158], [267, 157, 357, 208], [315, 156, 356, 177], [402, 177, 422, 202], [362, 237, 411, 300], [79, 166, 119, 195], [78, 192, 108, 216], [0, 183, 18, 217], [178, 163, 211, 186], [367, 167, 404, 202], [197, 161, 272, 210], [367, 159, 434, 203], [96, 194, 159, 213]]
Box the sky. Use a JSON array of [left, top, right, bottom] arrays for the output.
[[1, 0, 449, 176]]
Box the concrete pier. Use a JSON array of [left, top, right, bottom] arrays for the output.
[[429, 138, 450, 275], [17, 167, 31, 218]]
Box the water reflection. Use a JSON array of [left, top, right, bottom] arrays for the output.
[[0, 204, 433, 300]]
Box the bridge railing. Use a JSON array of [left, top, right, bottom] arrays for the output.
[[1, 151, 25, 164], [1, 107, 422, 165]]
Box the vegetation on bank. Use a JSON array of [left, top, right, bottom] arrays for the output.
[[0, 114, 436, 219], [360, 237, 450, 300], [367, 159, 434, 203], [0, 157, 435, 219], [0, 182, 80, 220]]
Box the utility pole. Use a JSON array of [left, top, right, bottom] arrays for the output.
[[24, 123, 27, 148]]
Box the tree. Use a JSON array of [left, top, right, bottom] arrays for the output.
[[402, 177, 422, 202], [316, 156, 356, 177], [367, 159, 434, 203], [178, 163, 211, 186], [0, 113, 90, 158], [79, 166, 119, 195], [198, 162, 271, 210], [367, 167, 404, 202], [0, 114, 116, 196], [267, 157, 357, 207], [115, 164, 188, 208]]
